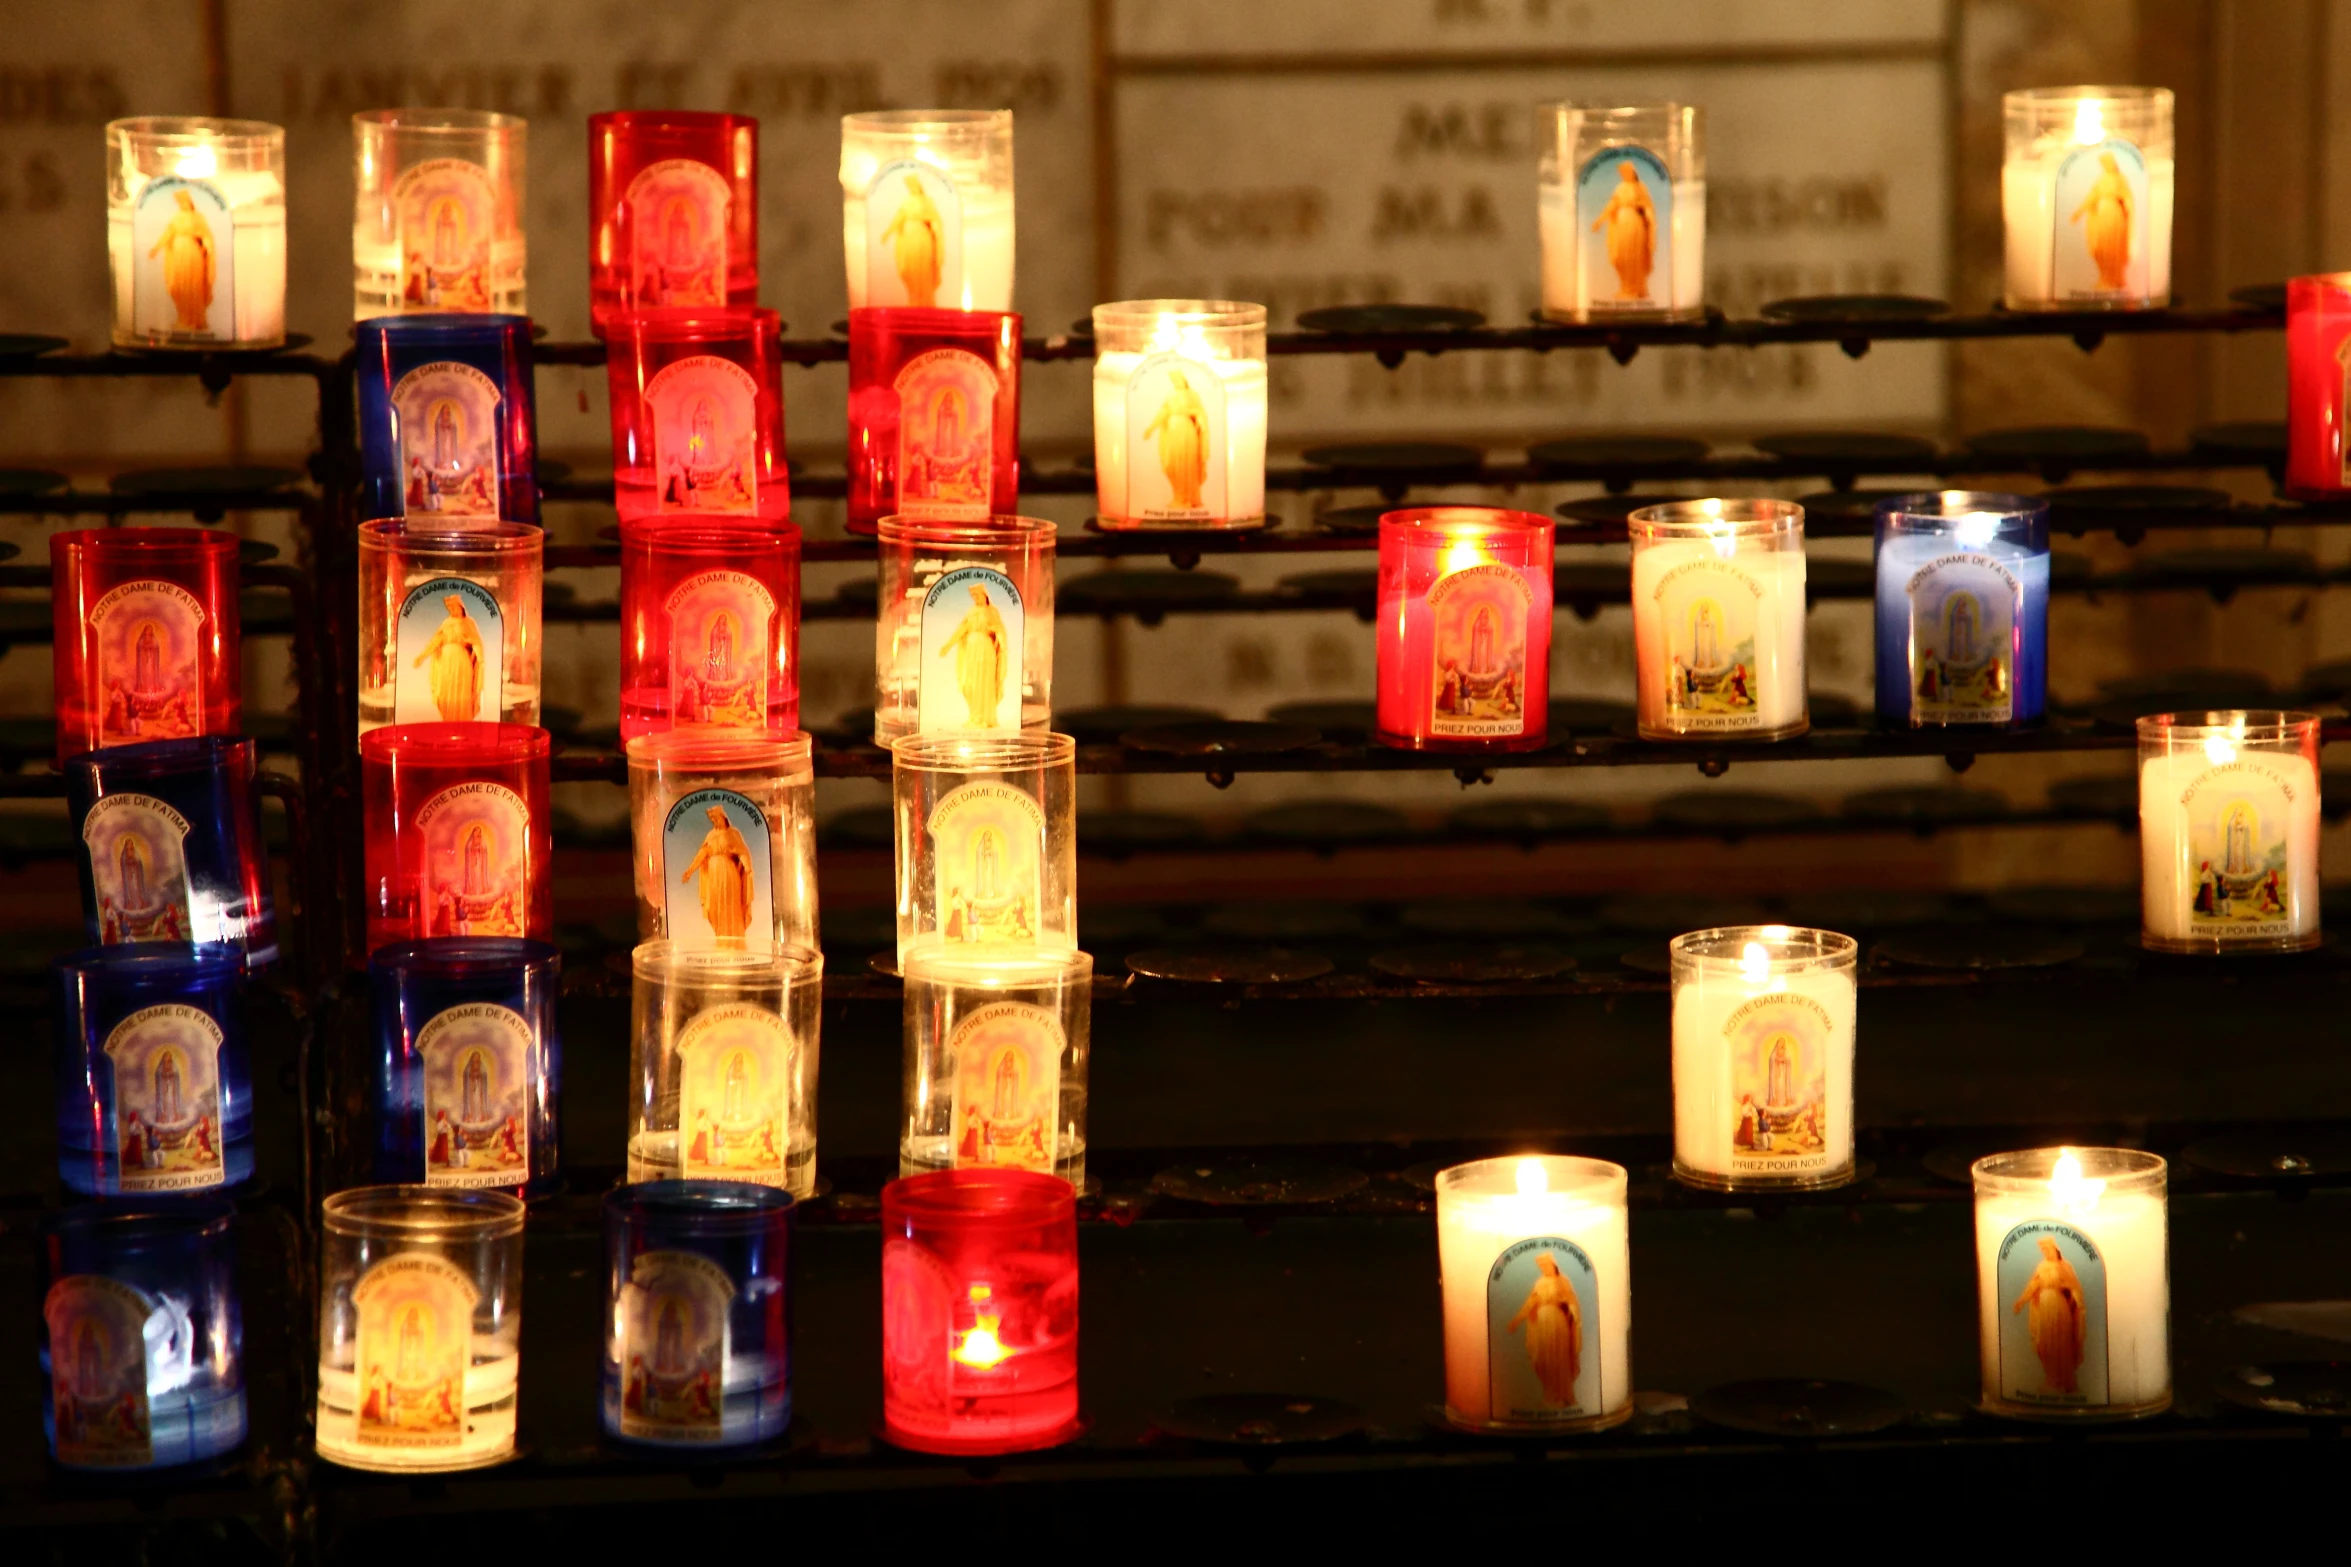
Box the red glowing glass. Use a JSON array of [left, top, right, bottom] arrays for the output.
[[880, 1168, 1080, 1456], [617, 515, 802, 740], [359, 722, 552, 956], [1375, 507, 1555, 753], [50, 527, 241, 765], [2286, 273, 2351, 501], [588, 111, 758, 329], [846, 307, 1021, 535], [605, 306, 790, 524]]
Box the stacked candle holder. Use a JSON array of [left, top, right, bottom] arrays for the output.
[[873, 515, 1055, 743], [627, 941, 825, 1197], [889, 732, 1077, 963], [358, 518, 544, 734], [353, 108, 527, 318], [367, 938, 563, 1196], [624, 730, 819, 954], [846, 307, 1022, 534], [360, 722, 553, 953], [51, 527, 242, 766], [588, 110, 759, 328], [356, 313, 540, 525], [604, 306, 790, 523], [65, 735, 277, 967], [616, 514, 802, 739]]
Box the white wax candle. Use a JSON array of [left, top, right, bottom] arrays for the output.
[[1672, 933, 1856, 1188], [1974, 1152, 2169, 1417], [1540, 177, 1705, 319], [110, 163, 285, 346], [1631, 534, 1807, 738], [2138, 735, 2320, 950], [842, 173, 1014, 311], [2002, 106, 2173, 307], [1436, 1158, 1631, 1432], [1091, 349, 1268, 526]]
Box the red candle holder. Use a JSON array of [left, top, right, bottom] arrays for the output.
[[50, 527, 241, 765], [880, 1168, 1079, 1456], [846, 307, 1021, 535], [618, 515, 801, 741], [1374, 507, 1555, 752], [359, 722, 551, 956], [2287, 272, 2351, 501], [588, 111, 758, 329], [605, 306, 789, 523]]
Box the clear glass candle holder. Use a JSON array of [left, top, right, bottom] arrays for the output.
[[1628, 499, 1808, 742], [52, 943, 251, 1198], [890, 732, 1077, 963], [880, 1168, 1079, 1456], [43, 1201, 245, 1470], [354, 108, 527, 319], [66, 736, 276, 967], [2137, 711, 2322, 955], [1973, 1148, 2170, 1422], [1435, 1155, 1631, 1436], [1669, 925, 1858, 1192], [2001, 86, 2175, 311], [874, 515, 1055, 743], [360, 722, 552, 954], [900, 948, 1093, 1186], [628, 941, 824, 1197], [588, 111, 758, 327], [1873, 491, 2050, 729], [356, 314, 539, 525], [359, 518, 544, 735], [1538, 102, 1705, 322], [50, 526, 241, 766], [846, 307, 1022, 534], [314, 1186, 525, 1473], [368, 938, 563, 1196], [604, 306, 789, 522], [107, 116, 285, 350], [1375, 506, 1555, 753], [1090, 301, 1268, 530], [625, 731, 818, 953], [840, 109, 1014, 312], [603, 1181, 794, 1450], [2285, 273, 2351, 501], [617, 514, 802, 739]]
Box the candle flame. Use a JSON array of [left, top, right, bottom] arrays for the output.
[[2050, 1147, 2106, 1208], [1149, 314, 1219, 360], [1953, 511, 2003, 548], [1440, 531, 1490, 576], [1516, 1158, 1548, 1196], [2072, 99, 2104, 146], [2204, 725, 2242, 767], [954, 1319, 1009, 1368], [174, 143, 218, 181], [1740, 940, 1771, 984]]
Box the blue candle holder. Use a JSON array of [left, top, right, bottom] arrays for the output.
[[368, 938, 562, 1196], [356, 313, 539, 525], [65, 736, 277, 970], [1874, 491, 2050, 728], [603, 1181, 794, 1450], [41, 1200, 246, 1470], [53, 944, 251, 1198]]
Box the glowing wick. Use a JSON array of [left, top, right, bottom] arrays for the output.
[[1740, 940, 1772, 984], [174, 144, 219, 181], [1515, 1157, 1548, 1196], [2072, 98, 2105, 146], [2050, 1147, 2106, 1209], [954, 1317, 1009, 1368]]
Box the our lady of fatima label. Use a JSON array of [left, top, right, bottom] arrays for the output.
[[2180, 758, 2300, 939], [133, 175, 234, 340], [393, 361, 502, 520], [618, 1250, 733, 1442], [418, 1003, 533, 1188], [1124, 354, 1226, 523], [1654, 557, 1762, 732], [104, 1003, 226, 1193], [1428, 563, 1532, 738], [1486, 1237, 1601, 1421], [352, 1252, 476, 1450], [414, 781, 528, 939], [625, 159, 730, 308], [919, 566, 1023, 732], [662, 788, 774, 947], [2052, 138, 2150, 302], [1995, 1220, 2110, 1407], [1577, 144, 1672, 311], [83, 792, 193, 944], [927, 781, 1045, 946], [90, 579, 205, 748], [893, 349, 996, 520], [395, 158, 497, 311], [677, 1003, 791, 1183], [865, 159, 963, 310], [665, 570, 773, 728], [1724, 991, 1835, 1177], [947, 1001, 1063, 1173], [646, 356, 760, 513], [45, 1275, 155, 1467], [394, 576, 503, 724], [1905, 554, 2016, 725]]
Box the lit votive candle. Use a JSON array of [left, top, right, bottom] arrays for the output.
[[1090, 301, 1268, 530], [1375, 506, 1555, 753], [367, 938, 563, 1196], [360, 722, 553, 955], [840, 110, 1014, 312], [52, 944, 252, 1198], [900, 948, 1093, 1185], [628, 942, 824, 1197], [874, 515, 1056, 743], [353, 108, 527, 319], [846, 307, 1022, 533], [2001, 86, 2174, 311], [1973, 1148, 2169, 1422], [65, 736, 276, 966], [1670, 926, 1857, 1192], [588, 110, 758, 328], [314, 1186, 525, 1473], [1436, 1156, 1631, 1436], [604, 305, 790, 523], [890, 733, 1077, 964], [1873, 491, 2049, 729], [617, 514, 801, 740], [625, 731, 819, 954], [107, 117, 285, 350], [2285, 272, 2351, 501], [49, 526, 241, 766], [2137, 710, 2322, 955], [358, 519, 544, 735], [1629, 499, 1808, 742], [1538, 102, 1705, 322], [355, 314, 540, 525]]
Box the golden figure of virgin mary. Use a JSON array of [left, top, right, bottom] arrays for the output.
[[1505, 1252, 1584, 1405], [680, 804, 756, 940], [2011, 1236, 2088, 1393], [413, 596, 486, 721], [1143, 369, 1212, 510], [1591, 160, 1656, 301], [880, 173, 945, 308], [937, 582, 1009, 727], [2071, 150, 2134, 291], [150, 189, 218, 331]]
